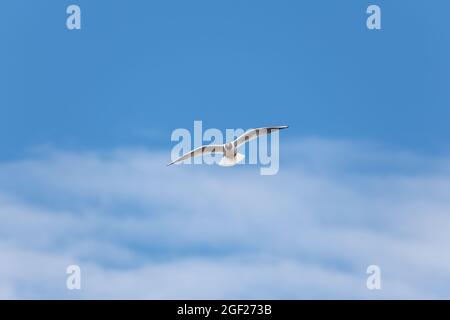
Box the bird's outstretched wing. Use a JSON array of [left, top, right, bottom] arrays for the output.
[[167, 145, 224, 166], [233, 126, 288, 147]]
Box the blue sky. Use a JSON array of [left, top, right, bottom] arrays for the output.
[[1, 1, 450, 299], [1, 0, 450, 159]]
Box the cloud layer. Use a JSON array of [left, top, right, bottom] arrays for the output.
[[0, 138, 450, 299]]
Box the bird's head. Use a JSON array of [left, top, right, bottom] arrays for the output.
[[225, 142, 233, 150]]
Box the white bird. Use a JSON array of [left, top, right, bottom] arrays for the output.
[[167, 125, 288, 167]]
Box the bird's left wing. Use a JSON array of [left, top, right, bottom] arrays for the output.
[[233, 126, 288, 147], [167, 145, 224, 166]]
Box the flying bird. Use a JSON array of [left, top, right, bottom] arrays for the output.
[[167, 125, 288, 167]]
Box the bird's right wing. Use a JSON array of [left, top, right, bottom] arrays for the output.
[[234, 126, 288, 147], [167, 145, 224, 166]]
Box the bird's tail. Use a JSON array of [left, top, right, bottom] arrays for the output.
[[218, 153, 245, 167]]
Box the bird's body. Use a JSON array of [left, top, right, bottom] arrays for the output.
[[167, 125, 288, 167], [219, 142, 245, 166]]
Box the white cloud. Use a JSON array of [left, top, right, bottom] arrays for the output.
[[0, 138, 449, 299]]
